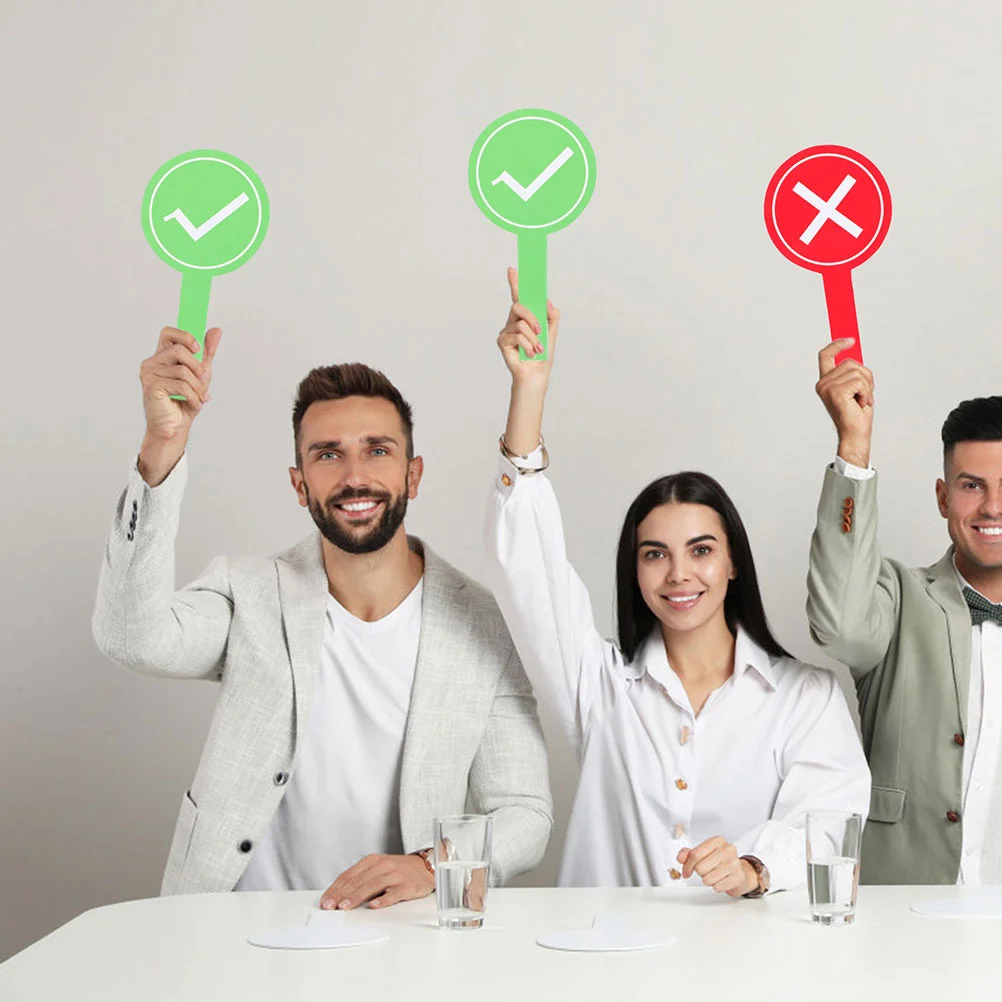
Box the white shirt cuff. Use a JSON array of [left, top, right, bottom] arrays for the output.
[[506, 442, 545, 471], [832, 454, 875, 481]]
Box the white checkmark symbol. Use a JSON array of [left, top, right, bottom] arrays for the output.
[[492, 147, 574, 202], [163, 192, 250, 241]]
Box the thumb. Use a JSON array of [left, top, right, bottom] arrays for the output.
[[202, 327, 223, 364], [546, 300, 561, 342], [819, 338, 854, 378], [507, 267, 519, 304]]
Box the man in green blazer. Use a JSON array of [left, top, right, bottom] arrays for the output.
[[807, 338, 1002, 885]]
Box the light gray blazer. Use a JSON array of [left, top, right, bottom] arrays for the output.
[[92, 456, 553, 895]]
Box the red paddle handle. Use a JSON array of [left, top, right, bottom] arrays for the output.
[[822, 269, 863, 365]]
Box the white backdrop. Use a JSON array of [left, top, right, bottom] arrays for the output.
[[1, 0, 998, 961]]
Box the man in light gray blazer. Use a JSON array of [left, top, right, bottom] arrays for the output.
[[807, 337, 1002, 884], [92, 325, 552, 908]]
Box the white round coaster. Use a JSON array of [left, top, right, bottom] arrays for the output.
[[911, 889, 1002, 919]]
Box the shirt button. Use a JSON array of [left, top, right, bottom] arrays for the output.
[[673, 824, 685, 839], [668, 868, 682, 881], [954, 732, 965, 747], [975, 784, 984, 793], [273, 771, 289, 786], [239, 839, 253, 853], [946, 811, 960, 824], [680, 726, 690, 745], [675, 778, 688, 791]]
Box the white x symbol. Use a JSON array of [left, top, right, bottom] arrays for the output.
[[792, 174, 863, 245]]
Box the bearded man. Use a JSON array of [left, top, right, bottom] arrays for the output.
[[92, 325, 552, 908]]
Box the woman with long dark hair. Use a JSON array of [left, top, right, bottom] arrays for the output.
[[485, 271, 870, 895]]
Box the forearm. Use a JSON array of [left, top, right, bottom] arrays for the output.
[[740, 675, 872, 892], [469, 668, 554, 885], [92, 455, 230, 678], [138, 430, 189, 487], [481, 803, 553, 885], [486, 469, 613, 746], [504, 380, 547, 455], [835, 431, 871, 470], [806, 466, 895, 669]]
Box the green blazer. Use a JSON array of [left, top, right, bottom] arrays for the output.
[[807, 465, 970, 884]]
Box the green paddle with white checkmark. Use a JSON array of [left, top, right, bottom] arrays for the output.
[[469, 109, 596, 360], [141, 149, 269, 393]]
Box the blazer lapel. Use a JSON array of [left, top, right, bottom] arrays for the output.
[[276, 534, 328, 751], [925, 548, 972, 734], [398, 538, 464, 844]]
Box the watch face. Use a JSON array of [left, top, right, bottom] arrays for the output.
[[142, 149, 270, 275], [469, 109, 596, 235]]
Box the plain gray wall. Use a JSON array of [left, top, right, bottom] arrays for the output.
[[1, 0, 998, 962]]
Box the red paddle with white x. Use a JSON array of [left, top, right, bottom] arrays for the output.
[[765, 145, 892, 366]]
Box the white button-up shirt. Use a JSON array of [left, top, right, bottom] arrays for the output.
[[486, 456, 870, 891], [954, 567, 1002, 884], [835, 456, 1002, 885]]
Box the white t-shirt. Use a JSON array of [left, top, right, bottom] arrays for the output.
[[236, 579, 423, 891]]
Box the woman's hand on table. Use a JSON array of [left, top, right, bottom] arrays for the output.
[[678, 837, 759, 897]]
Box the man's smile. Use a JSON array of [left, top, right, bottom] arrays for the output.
[[331, 498, 385, 522]]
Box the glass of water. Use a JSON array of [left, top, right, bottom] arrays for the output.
[[434, 814, 493, 930], [806, 811, 862, 925]]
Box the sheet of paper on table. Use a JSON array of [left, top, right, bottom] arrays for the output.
[[248, 909, 389, 949], [536, 913, 675, 952]]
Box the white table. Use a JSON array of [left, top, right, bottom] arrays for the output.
[[0, 885, 995, 1000]]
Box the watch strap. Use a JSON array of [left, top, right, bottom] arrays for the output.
[[412, 847, 436, 877], [740, 855, 769, 898]]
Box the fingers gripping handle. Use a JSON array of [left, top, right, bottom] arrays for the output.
[[517, 232, 548, 361], [171, 271, 213, 400]]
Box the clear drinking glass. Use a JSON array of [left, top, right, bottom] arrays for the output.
[[434, 814, 493, 929], [806, 811, 862, 925]]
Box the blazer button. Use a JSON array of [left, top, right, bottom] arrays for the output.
[[239, 839, 253, 853], [668, 868, 682, 880], [946, 810, 960, 824], [273, 771, 289, 786], [675, 778, 688, 791], [954, 732, 965, 747]]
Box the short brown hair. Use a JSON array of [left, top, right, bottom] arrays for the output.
[[293, 363, 414, 465]]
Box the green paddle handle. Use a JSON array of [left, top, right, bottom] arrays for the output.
[[517, 232, 549, 361], [171, 271, 213, 400]]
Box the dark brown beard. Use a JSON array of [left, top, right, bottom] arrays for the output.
[[307, 485, 408, 554]]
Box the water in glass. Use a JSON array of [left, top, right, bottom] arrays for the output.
[[436, 860, 489, 929], [808, 855, 859, 925]]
